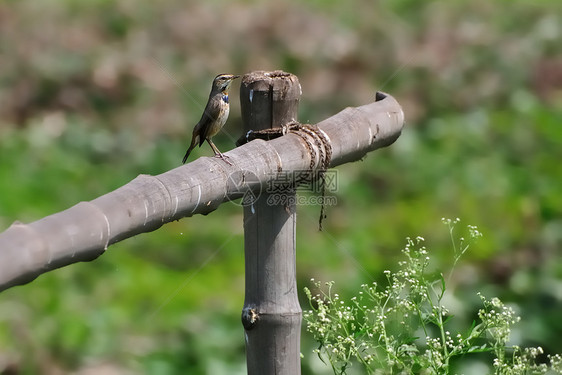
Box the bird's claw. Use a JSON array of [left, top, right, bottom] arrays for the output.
[[215, 153, 233, 166]]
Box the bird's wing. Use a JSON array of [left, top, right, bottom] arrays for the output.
[[198, 98, 222, 145]]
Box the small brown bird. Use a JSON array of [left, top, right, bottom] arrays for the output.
[[182, 73, 240, 165]]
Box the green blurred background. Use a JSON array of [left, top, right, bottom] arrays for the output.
[[0, 0, 561, 373]]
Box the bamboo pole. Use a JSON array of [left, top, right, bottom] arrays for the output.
[[239, 71, 302, 375], [0, 86, 404, 292]]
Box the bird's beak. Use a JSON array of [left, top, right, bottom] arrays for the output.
[[232, 75, 241, 80]]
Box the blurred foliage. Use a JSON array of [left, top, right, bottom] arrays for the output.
[[0, 0, 561, 374]]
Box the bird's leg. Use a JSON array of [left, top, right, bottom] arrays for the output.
[[207, 138, 232, 166]]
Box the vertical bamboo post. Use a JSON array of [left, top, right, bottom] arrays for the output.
[[239, 71, 302, 375]]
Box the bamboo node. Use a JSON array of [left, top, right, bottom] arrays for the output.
[[242, 306, 260, 330]]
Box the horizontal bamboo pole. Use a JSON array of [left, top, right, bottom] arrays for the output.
[[0, 92, 403, 292]]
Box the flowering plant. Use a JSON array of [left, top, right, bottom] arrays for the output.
[[304, 219, 562, 374]]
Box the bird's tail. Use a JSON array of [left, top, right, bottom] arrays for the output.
[[182, 129, 201, 164], [183, 122, 203, 164], [182, 145, 195, 164]]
